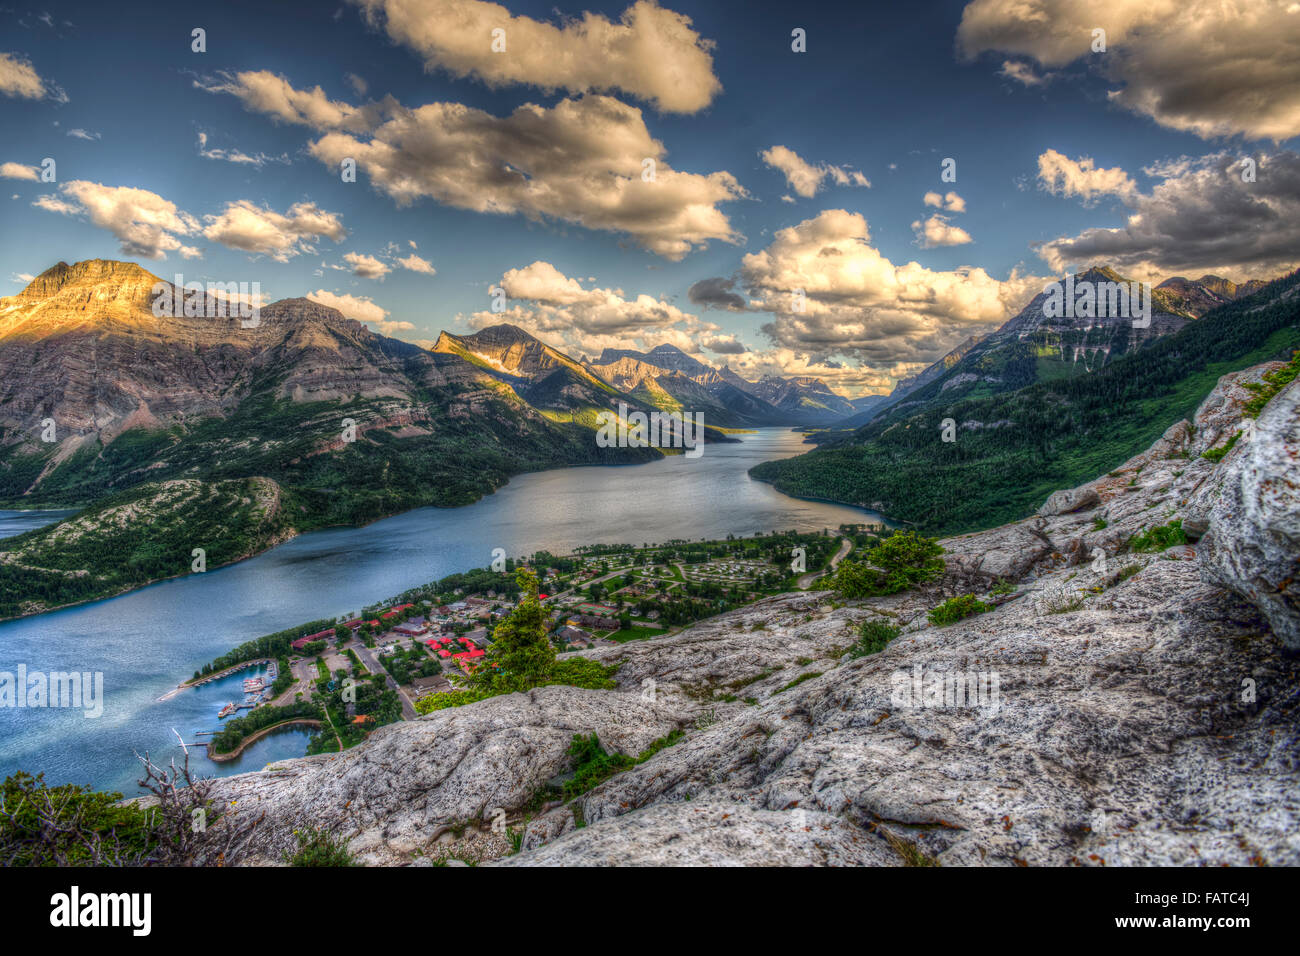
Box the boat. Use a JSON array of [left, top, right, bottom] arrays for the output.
[[217, 702, 237, 719]]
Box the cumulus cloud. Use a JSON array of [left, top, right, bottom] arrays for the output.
[[957, 0, 1300, 141], [202, 200, 346, 261], [33, 181, 202, 259], [1036, 149, 1138, 205], [0, 52, 50, 99], [464, 259, 732, 358], [0, 162, 38, 181], [687, 275, 747, 311], [739, 209, 1047, 367], [211, 71, 744, 259], [197, 70, 395, 133], [344, 251, 391, 279], [350, 0, 722, 113], [1036, 149, 1300, 280], [307, 288, 413, 334], [923, 191, 966, 212], [912, 214, 973, 248], [760, 145, 869, 198], [396, 253, 436, 275]]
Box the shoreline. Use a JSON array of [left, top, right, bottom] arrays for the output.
[[0, 431, 810, 624], [205, 718, 322, 763]]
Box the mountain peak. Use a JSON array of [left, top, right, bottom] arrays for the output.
[[20, 258, 161, 299]]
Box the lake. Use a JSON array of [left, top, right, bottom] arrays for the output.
[[0, 428, 877, 794]]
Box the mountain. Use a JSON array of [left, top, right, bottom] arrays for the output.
[[587, 343, 865, 426], [0, 261, 675, 617], [1157, 273, 1268, 316], [751, 269, 1300, 534], [747, 375, 857, 422]]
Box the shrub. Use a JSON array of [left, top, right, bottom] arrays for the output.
[[284, 828, 356, 867], [847, 620, 900, 659], [820, 530, 944, 598], [1128, 519, 1186, 553], [927, 595, 993, 627]]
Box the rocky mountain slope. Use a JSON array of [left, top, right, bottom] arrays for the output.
[[201, 362, 1299, 867], [0, 261, 670, 617]]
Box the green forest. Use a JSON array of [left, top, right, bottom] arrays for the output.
[[752, 272, 1300, 535]]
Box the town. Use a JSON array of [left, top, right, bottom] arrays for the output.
[[190, 526, 881, 757]]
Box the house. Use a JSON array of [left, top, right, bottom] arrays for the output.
[[393, 617, 430, 637], [291, 628, 335, 651], [410, 675, 453, 694], [568, 614, 618, 631]]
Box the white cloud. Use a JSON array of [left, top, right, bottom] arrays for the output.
[[196, 132, 287, 167], [202, 200, 346, 261], [1036, 149, 1138, 206], [66, 128, 100, 141], [998, 59, 1049, 86], [739, 209, 1047, 367], [307, 289, 413, 334], [397, 253, 436, 275], [465, 259, 728, 358], [912, 214, 973, 248], [0, 53, 49, 99], [212, 71, 744, 259], [760, 145, 869, 198], [350, 0, 722, 114], [0, 162, 38, 181], [923, 190, 966, 212], [33, 181, 202, 259], [344, 251, 391, 279], [1036, 149, 1300, 280], [958, 0, 1300, 141]]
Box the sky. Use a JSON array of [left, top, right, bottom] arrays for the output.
[[2, 0, 1298, 396]]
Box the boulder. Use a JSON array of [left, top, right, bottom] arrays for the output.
[[1038, 485, 1101, 516], [1193, 378, 1300, 649]]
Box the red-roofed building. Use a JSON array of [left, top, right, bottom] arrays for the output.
[[437, 649, 451, 658], [291, 628, 335, 651]]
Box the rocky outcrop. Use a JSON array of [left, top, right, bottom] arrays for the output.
[[1190, 378, 1300, 648], [206, 687, 686, 866], [1037, 486, 1100, 517], [207, 361, 1300, 866]]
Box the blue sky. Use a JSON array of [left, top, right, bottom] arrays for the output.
[[3, 0, 1298, 394]]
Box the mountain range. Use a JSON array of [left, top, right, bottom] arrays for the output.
[[0, 259, 855, 617], [0, 258, 1289, 616], [752, 268, 1300, 533]]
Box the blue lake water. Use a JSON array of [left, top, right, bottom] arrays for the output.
[[0, 429, 877, 794]]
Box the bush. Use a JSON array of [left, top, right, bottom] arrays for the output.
[[1128, 519, 1186, 553], [927, 595, 993, 627], [284, 828, 356, 867], [820, 530, 944, 598], [847, 619, 900, 658]]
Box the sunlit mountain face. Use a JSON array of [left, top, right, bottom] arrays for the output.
[[1, 0, 1299, 882]]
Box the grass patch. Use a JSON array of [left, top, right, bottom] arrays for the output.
[[927, 594, 993, 627]]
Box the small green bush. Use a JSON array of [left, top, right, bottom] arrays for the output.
[[285, 828, 356, 867], [927, 594, 993, 627], [847, 620, 900, 658], [1128, 519, 1186, 553]]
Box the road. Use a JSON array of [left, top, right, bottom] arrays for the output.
[[353, 643, 420, 720], [797, 537, 853, 589]]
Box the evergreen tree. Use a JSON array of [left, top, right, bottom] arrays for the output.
[[466, 568, 555, 693]]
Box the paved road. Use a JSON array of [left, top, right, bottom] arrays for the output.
[[353, 643, 420, 720], [797, 537, 854, 589]]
